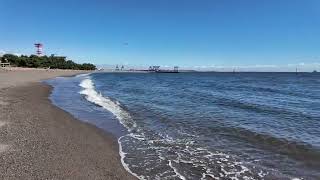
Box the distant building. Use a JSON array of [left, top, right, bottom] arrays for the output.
[[0, 58, 10, 67], [149, 66, 160, 71]]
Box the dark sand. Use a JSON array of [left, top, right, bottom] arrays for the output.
[[0, 69, 136, 179]]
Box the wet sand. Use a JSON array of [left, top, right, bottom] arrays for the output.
[[0, 68, 136, 179]]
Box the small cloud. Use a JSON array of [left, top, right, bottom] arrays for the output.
[[295, 56, 320, 61], [0, 50, 5, 56], [0, 50, 21, 57], [251, 64, 277, 68], [308, 56, 320, 60]]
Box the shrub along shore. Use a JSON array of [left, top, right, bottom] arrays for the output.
[[1, 54, 96, 70]]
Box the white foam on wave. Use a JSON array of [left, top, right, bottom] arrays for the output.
[[201, 173, 217, 180], [79, 76, 141, 179], [78, 76, 271, 179], [75, 73, 91, 78], [118, 135, 146, 180], [79, 77, 136, 130], [168, 160, 187, 180]]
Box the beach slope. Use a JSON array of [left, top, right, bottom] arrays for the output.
[[0, 68, 135, 179]]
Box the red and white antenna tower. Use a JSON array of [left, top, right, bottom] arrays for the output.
[[34, 43, 43, 56]]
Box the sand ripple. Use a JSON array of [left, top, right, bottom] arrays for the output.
[[0, 144, 9, 153], [0, 121, 7, 127]]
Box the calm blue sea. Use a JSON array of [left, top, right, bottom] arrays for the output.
[[46, 72, 320, 180]]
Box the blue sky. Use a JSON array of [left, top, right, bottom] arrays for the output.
[[0, 0, 320, 71]]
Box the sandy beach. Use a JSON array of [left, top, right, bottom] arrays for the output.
[[0, 68, 136, 179]]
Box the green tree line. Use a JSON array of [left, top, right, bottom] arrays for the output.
[[0, 54, 96, 70]]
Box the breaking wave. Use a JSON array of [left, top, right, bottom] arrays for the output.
[[78, 76, 143, 179], [79, 77, 136, 131], [77, 74, 305, 180], [78, 76, 268, 179]]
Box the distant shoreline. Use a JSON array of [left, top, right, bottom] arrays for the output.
[[95, 69, 318, 73]]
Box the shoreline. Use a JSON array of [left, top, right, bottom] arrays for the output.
[[0, 69, 136, 179]]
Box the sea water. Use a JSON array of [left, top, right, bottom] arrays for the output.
[[46, 72, 320, 180]]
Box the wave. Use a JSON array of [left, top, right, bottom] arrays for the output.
[[224, 127, 320, 164], [118, 129, 270, 180], [75, 73, 91, 78], [77, 77, 272, 179], [79, 76, 141, 179], [77, 75, 310, 179], [118, 136, 145, 180], [206, 94, 319, 121], [79, 77, 136, 131]]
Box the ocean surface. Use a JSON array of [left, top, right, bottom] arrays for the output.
[[46, 72, 320, 180]]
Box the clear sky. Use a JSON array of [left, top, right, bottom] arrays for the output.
[[1, 0, 320, 71]]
